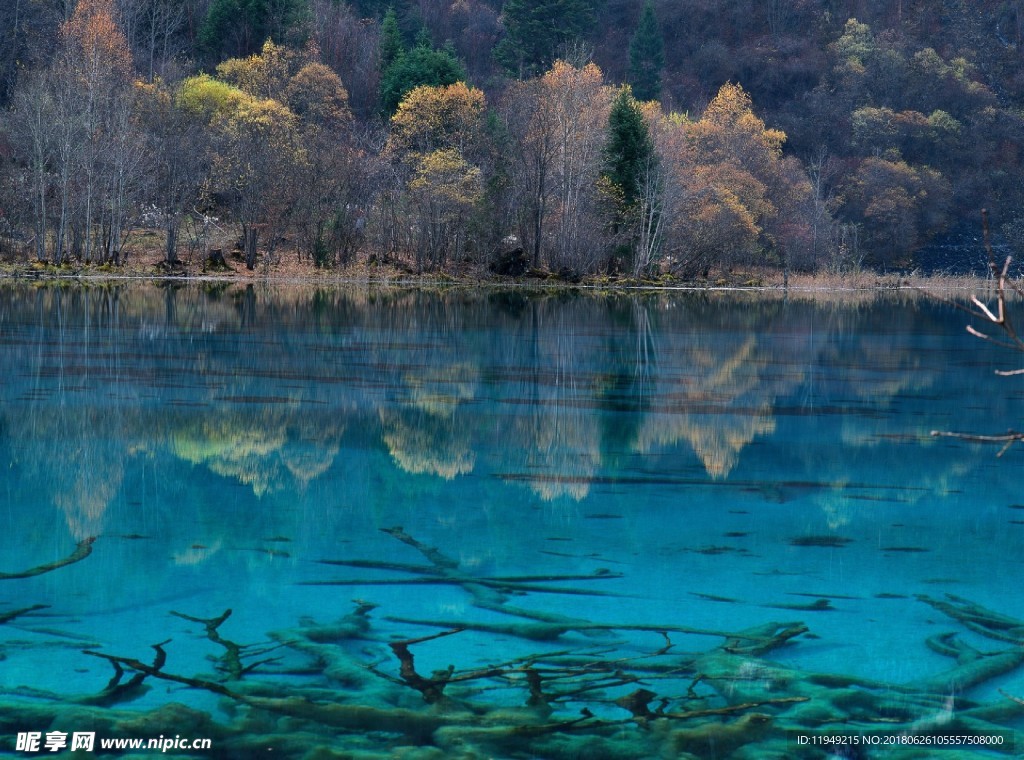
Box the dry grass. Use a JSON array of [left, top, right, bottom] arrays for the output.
[[0, 231, 1012, 303]]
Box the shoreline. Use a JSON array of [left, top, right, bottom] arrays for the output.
[[0, 259, 1001, 298]]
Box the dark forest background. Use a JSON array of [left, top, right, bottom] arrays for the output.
[[1, 0, 1023, 277]]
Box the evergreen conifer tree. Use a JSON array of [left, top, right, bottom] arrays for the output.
[[495, 0, 596, 78], [199, 0, 309, 62], [628, 1, 664, 102], [601, 86, 664, 275], [603, 87, 655, 209], [379, 7, 404, 72], [379, 39, 466, 114]]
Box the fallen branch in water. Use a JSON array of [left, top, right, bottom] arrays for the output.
[[82, 641, 238, 698], [384, 614, 792, 645], [171, 610, 244, 679], [79, 640, 188, 706], [388, 627, 462, 703], [0, 537, 96, 580], [930, 429, 1024, 457], [169, 608, 282, 681], [0, 604, 49, 625], [14, 529, 1024, 758], [300, 575, 626, 598]]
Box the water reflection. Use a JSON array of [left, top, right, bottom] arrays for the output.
[[171, 412, 343, 497], [0, 283, 999, 514], [1, 282, 1021, 758]]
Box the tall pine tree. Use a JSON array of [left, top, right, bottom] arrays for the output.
[[495, 0, 596, 78], [379, 32, 466, 114], [602, 87, 662, 275], [379, 7, 404, 72], [628, 1, 664, 102], [602, 87, 654, 210], [198, 0, 310, 62]]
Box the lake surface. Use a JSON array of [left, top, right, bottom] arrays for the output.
[[1, 282, 1023, 758]]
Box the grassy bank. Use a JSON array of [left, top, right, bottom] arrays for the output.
[[0, 237, 1007, 303]]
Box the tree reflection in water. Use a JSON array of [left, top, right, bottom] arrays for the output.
[[2, 282, 1018, 758]]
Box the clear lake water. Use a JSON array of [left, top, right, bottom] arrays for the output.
[[1, 282, 1022, 758]]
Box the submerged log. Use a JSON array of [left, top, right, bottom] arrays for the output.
[[9, 525, 1024, 759], [0, 604, 49, 624], [0, 537, 96, 580]]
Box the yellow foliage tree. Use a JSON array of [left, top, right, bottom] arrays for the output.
[[216, 39, 296, 101], [690, 82, 785, 176], [214, 41, 353, 133], [384, 83, 488, 269], [177, 74, 251, 120], [680, 165, 766, 266], [180, 72, 306, 269], [407, 147, 483, 269], [651, 82, 802, 275], [286, 62, 352, 131], [386, 81, 487, 161]]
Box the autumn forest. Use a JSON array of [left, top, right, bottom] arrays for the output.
[[1, 0, 1023, 278]]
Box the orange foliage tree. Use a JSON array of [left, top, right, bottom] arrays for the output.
[[503, 60, 612, 274], [649, 83, 821, 277]]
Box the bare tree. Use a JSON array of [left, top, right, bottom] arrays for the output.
[[799, 146, 840, 270], [118, 0, 187, 80], [501, 60, 610, 274], [137, 76, 209, 267], [8, 69, 58, 261], [632, 153, 667, 278], [50, 60, 81, 264], [53, 0, 139, 265], [294, 137, 374, 268], [310, 0, 379, 119], [932, 216, 1024, 454], [98, 82, 146, 264], [549, 62, 610, 274], [502, 77, 558, 269]]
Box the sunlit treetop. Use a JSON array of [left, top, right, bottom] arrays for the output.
[[286, 61, 352, 130], [217, 42, 292, 99], [387, 81, 487, 159], [689, 83, 785, 174], [177, 74, 252, 121], [199, 41, 352, 131], [60, 0, 133, 82]]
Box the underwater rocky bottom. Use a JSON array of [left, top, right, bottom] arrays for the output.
[[2, 527, 1023, 759]]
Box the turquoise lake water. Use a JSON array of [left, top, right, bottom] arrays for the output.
[[1, 282, 1023, 758]]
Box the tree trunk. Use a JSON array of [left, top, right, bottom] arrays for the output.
[[165, 219, 178, 265], [244, 225, 258, 270]]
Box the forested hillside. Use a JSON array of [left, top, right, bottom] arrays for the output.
[[1, 0, 1022, 277]]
